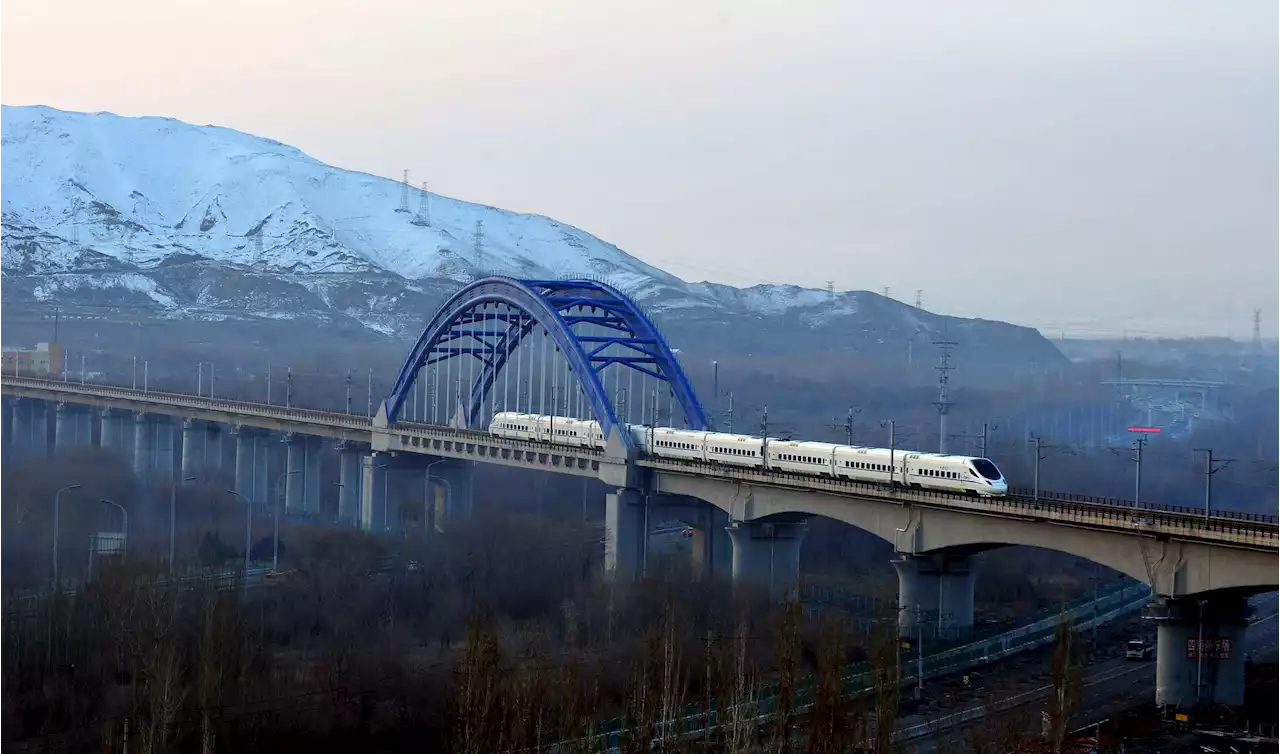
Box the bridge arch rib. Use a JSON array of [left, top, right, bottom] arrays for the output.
[[383, 277, 711, 450]]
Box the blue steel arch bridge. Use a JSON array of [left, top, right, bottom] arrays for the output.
[[379, 277, 711, 447]]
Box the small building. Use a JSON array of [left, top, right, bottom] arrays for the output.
[[1, 342, 62, 375]]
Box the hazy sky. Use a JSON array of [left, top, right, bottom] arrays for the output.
[[4, 1, 1277, 337]]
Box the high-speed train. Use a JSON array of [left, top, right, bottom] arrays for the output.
[[488, 412, 1008, 497]]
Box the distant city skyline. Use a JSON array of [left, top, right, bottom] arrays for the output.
[[3, 0, 1276, 338]]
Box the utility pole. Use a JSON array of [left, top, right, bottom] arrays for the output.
[[367, 368, 374, 418], [285, 367, 293, 409], [1132, 434, 1147, 506], [724, 392, 734, 433], [830, 405, 859, 446], [1032, 435, 1047, 500], [345, 369, 353, 414], [711, 361, 719, 416], [914, 289, 923, 309], [934, 335, 957, 454], [1194, 449, 1234, 520], [882, 420, 897, 486]]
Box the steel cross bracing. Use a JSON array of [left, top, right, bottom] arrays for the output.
[[383, 277, 711, 448]]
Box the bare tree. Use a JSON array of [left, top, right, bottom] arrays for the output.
[[1045, 615, 1084, 753], [807, 613, 852, 754], [452, 611, 503, 754]]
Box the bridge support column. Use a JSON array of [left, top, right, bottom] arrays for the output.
[[133, 413, 153, 482], [284, 434, 307, 514], [152, 416, 175, 484], [99, 408, 130, 459], [690, 504, 732, 580], [205, 424, 224, 475], [181, 419, 205, 479], [361, 451, 391, 533], [1154, 594, 1251, 708], [304, 440, 322, 515], [233, 427, 268, 507], [726, 520, 807, 601], [336, 441, 367, 526], [430, 458, 474, 523], [892, 553, 976, 641], [55, 402, 73, 450], [12, 398, 49, 458], [605, 488, 646, 582]]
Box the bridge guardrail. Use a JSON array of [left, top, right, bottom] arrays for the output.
[[2, 376, 372, 430]]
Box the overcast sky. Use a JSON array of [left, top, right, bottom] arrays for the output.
[[4, 0, 1276, 338]]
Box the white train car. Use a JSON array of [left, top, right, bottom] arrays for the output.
[[906, 454, 1007, 496], [538, 415, 599, 448], [490, 412, 540, 442], [702, 432, 765, 468], [832, 446, 907, 485], [648, 428, 710, 462], [765, 440, 839, 476]]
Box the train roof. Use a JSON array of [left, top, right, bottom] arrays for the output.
[[703, 432, 764, 443], [768, 440, 841, 452]]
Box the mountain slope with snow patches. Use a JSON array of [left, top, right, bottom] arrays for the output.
[[0, 105, 1064, 372]]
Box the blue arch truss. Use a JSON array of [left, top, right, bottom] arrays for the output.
[[384, 277, 711, 449]]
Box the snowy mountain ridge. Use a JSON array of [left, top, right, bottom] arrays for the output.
[[0, 105, 1061, 374]]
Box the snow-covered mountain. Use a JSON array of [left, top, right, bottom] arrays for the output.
[[0, 105, 1063, 373]]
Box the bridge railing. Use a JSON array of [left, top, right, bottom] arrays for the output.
[[1007, 486, 1278, 524], [2, 375, 372, 430]]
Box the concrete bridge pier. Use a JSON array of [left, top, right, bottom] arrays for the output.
[[1154, 594, 1251, 708], [605, 488, 646, 582], [10, 398, 48, 458], [99, 408, 131, 459], [361, 451, 392, 533], [133, 413, 153, 482], [206, 424, 225, 475], [725, 520, 807, 601], [892, 553, 977, 641], [428, 458, 474, 524], [152, 416, 176, 484], [283, 434, 308, 514], [690, 504, 733, 580], [336, 441, 367, 526], [55, 402, 93, 449], [233, 427, 269, 507], [304, 439, 322, 515], [181, 419, 206, 479]]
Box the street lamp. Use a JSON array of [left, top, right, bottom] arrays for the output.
[[51, 484, 83, 584], [228, 489, 251, 572], [99, 498, 129, 543], [169, 476, 197, 576], [424, 459, 448, 537]]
